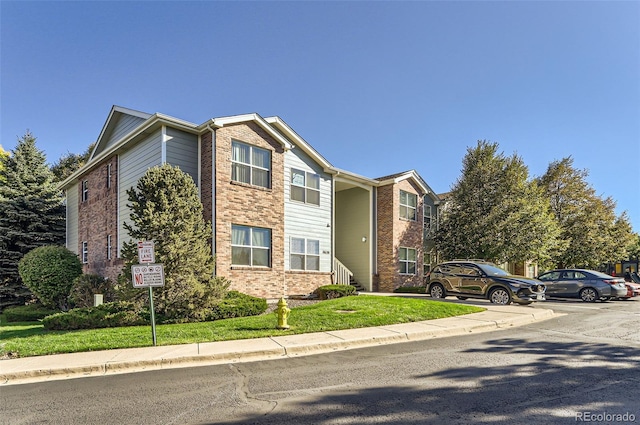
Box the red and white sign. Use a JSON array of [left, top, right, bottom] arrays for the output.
[[131, 264, 165, 288], [137, 241, 155, 264]]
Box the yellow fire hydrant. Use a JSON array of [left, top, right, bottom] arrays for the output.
[[276, 297, 291, 329]]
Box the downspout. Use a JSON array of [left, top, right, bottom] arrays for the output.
[[205, 125, 217, 266], [331, 171, 339, 284]]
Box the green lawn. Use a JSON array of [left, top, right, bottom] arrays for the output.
[[0, 295, 484, 358]]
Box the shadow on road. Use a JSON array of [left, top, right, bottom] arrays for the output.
[[209, 338, 640, 425]]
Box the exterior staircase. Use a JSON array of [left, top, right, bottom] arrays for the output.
[[334, 258, 366, 292]]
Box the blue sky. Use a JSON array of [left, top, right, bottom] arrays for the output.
[[2, 1, 639, 231]]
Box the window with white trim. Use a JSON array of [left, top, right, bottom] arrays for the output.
[[423, 252, 432, 275], [82, 241, 88, 264], [399, 190, 417, 220], [423, 203, 433, 237], [399, 247, 416, 275], [232, 225, 271, 267], [291, 169, 320, 205], [107, 235, 112, 260], [231, 141, 270, 188], [290, 237, 320, 271], [82, 180, 89, 202]]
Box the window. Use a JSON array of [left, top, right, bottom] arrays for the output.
[[290, 237, 320, 271], [82, 180, 88, 202], [82, 241, 88, 264], [107, 164, 112, 189], [291, 169, 320, 205], [423, 203, 433, 237], [231, 141, 270, 188], [232, 225, 271, 267], [107, 235, 112, 260], [399, 247, 416, 275], [423, 252, 432, 275], [399, 190, 417, 220]]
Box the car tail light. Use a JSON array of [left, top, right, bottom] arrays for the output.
[[603, 279, 622, 285]]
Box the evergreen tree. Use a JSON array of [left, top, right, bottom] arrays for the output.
[[538, 157, 635, 268], [118, 164, 228, 321], [435, 140, 561, 267], [0, 132, 66, 309], [0, 145, 8, 184]]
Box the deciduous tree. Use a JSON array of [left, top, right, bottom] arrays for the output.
[[435, 141, 561, 267], [537, 157, 634, 268], [51, 142, 95, 183]]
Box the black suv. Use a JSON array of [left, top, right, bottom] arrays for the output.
[[426, 260, 546, 305]]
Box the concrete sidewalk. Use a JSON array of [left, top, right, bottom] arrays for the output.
[[0, 303, 558, 386]]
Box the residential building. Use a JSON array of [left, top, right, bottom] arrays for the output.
[[60, 106, 441, 299]]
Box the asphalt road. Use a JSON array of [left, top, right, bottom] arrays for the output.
[[2, 298, 639, 425]]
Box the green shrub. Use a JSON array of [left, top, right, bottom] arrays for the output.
[[393, 285, 426, 294], [3, 304, 58, 322], [68, 274, 116, 308], [207, 291, 267, 321], [42, 301, 147, 331], [315, 284, 357, 300], [18, 245, 83, 310]]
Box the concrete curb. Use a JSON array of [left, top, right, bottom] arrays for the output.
[[0, 306, 560, 386]]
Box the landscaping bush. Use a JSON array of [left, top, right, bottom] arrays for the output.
[[207, 291, 267, 321], [42, 301, 147, 331], [315, 284, 357, 300], [393, 285, 427, 294], [18, 245, 83, 310], [68, 274, 116, 308], [3, 304, 58, 322]]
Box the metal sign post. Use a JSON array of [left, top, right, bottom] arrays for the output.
[[132, 241, 164, 346]]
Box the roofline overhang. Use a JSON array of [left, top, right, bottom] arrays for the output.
[[263, 116, 335, 174], [58, 113, 200, 190], [198, 113, 293, 151]]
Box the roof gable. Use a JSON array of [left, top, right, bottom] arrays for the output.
[[90, 106, 152, 160]]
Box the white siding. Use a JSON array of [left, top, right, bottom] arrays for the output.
[[66, 183, 79, 254], [284, 148, 332, 272], [165, 128, 198, 186], [104, 114, 146, 151], [117, 130, 163, 254]]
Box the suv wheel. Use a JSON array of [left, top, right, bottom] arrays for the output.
[[489, 287, 512, 305], [429, 283, 446, 299], [579, 287, 598, 302]]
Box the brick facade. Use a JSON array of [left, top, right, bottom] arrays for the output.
[[376, 179, 425, 292], [77, 156, 122, 280], [213, 123, 287, 299]]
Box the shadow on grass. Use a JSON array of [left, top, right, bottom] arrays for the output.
[[209, 337, 640, 425]]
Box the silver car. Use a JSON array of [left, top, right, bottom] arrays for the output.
[[536, 269, 627, 302]]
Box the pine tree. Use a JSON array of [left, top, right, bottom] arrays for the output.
[[0, 132, 66, 309], [118, 164, 228, 321], [435, 140, 561, 267]]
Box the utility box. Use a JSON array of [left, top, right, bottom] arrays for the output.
[[94, 294, 104, 306]]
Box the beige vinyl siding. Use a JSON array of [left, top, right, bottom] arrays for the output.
[[335, 187, 371, 288], [104, 114, 147, 152], [284, 149, 332, 272], [117, 130, 163, 255], [66, 183, 79, 254], [165, 128, 198, 186]]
